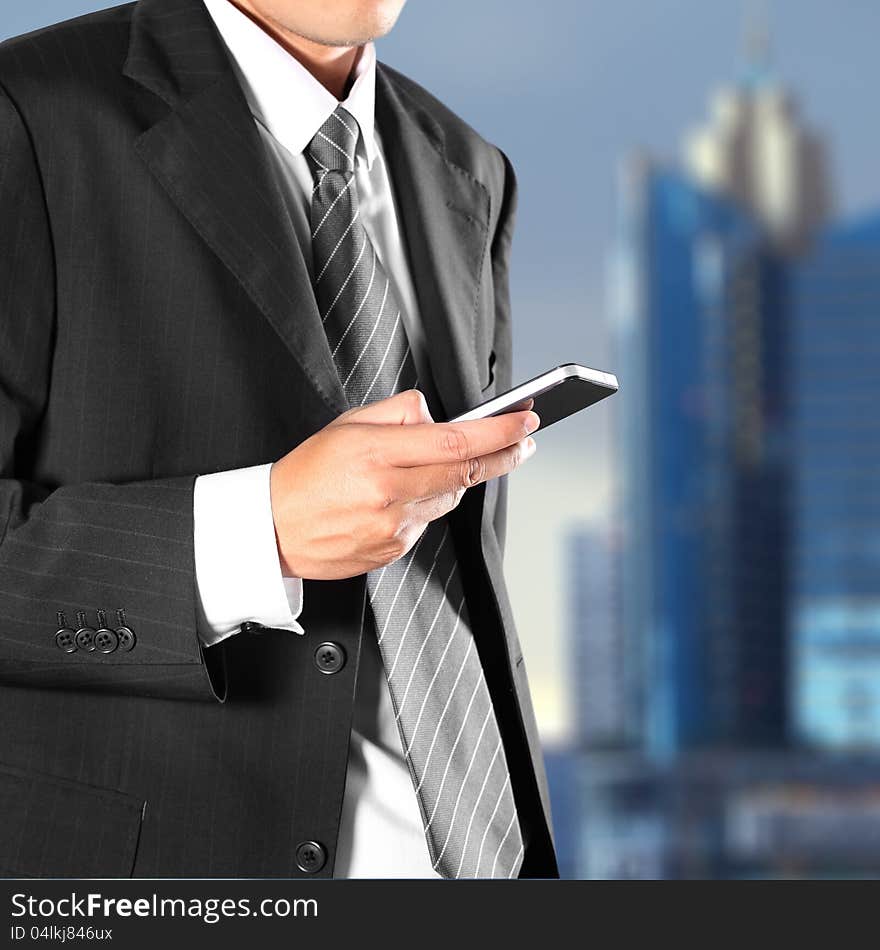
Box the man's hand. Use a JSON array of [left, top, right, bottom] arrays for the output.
[[269, 389, 538, 580]]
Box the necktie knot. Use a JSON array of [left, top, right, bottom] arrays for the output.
[[307, 105, 359, 176]]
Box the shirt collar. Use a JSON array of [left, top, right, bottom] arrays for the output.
[[203, 0, 379, 169]]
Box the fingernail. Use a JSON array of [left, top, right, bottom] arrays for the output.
[[524, 436, 537, 457], [525, 411, 540, 433]]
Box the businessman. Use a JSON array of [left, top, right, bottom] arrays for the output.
[[0, 0, 558, 878]]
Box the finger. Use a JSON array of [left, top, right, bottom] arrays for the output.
[[501, 396, 535, 413], [331, 389, 433, 428], [392, 436, 537, 506], [406, 487, 466, 525], [378, 410, 540, 467]]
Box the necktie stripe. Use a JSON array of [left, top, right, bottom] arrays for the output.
[[311, 173, 356, 238], [434, 701, 499, 860], [414, 637, 476, 778], [363, 328, 408, 398], [375, 523, 429, 646], [490, 809, 519, 878], [332, 255, 377, 356], [447, 739, 503, 875], [386, 525, 450, 680], [341, 304, 397, 390], [360, 319, 404, 405], [388, 343, 415, 395], [315, 207, 361, 284], [311, 169, 329, 197], [427, 701, 493, 838], [331, 109, 356, 137], [308, 104, 522, 879], [323, 232, 368, 323], [370, 562, 390, 597], [471, 774, 513, 879], [401, 594, 466, 758], [317, 129, 354, 167], [508, 843, 525, 879], [416, 668, 484, 798], [394, 560, 459, 714]]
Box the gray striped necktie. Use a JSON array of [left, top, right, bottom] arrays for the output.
[[306, 105, 523, 879]]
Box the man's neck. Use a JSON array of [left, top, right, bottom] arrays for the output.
[[227, 0, 362, 99]]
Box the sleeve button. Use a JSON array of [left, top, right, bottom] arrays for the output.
[[95, 629, 119, 654], [94, 609, 118, 654], [55, 628, 77, 653], [73, 610, 96, 652], [74, 628, 96, 652], [114, 609, 136, 652], [116, 626, 136, 652]]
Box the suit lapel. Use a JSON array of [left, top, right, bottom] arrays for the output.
[[123, 0, 349, 417], [122, 0, 491, 422], [375, 67, 491, 420]]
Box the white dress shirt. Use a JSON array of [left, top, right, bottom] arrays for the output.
[[194, 0, 440, 878]]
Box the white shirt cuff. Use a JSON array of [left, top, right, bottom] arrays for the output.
[[193, 462, 304, 646]]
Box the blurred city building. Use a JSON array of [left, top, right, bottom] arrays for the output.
[[542, 748, 581, 881], [576, 751, 880, 879], [560, 29, 880, 878], [567, 527, 629, 746], [683, 16, 830, 254], [791, 214, 880, 748], [612, 162, 789, 755]]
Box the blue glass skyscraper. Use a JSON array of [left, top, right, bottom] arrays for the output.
[[572, 47, 880, 881], [613, 159, 789, 756], [791, 213, 880, 747], [567, 526, 628, 746]]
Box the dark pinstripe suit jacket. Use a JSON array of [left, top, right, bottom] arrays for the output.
[[0, 0, 558, 878]]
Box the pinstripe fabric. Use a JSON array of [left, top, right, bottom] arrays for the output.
[[0, 0, 557, 879], [308, 108, 523, 878], [0, 762, 143, 877], [0, 4, 362, 876]]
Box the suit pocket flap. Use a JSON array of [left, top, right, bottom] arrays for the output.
[[0, 763, 144, 877]]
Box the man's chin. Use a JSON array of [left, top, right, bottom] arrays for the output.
[[296, 24, 396, 47], [306, 35, 383, 48]]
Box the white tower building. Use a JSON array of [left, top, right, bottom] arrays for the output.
[[683, 16, 831, 253]]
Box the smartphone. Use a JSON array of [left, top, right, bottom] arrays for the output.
[[450, 363, 618, 430]]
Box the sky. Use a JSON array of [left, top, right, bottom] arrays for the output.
[[3, 0, 880, 741]]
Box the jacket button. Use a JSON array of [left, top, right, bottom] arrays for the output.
[[314, 642, 345, 675], [94, 610, 118, 653], [75, 627, 96, 652], [113, 609, 136, 652], [55, 628, 76, 653], [116, 626, 136, 652], [295, 840, 327, 874], [76, 627, 95, 653], [95, 629, 119, 653], [74, 610, 95, 652]]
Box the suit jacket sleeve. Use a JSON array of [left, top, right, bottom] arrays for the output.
[[0, 86, 225, 703], [489, 147, 518, 555]]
